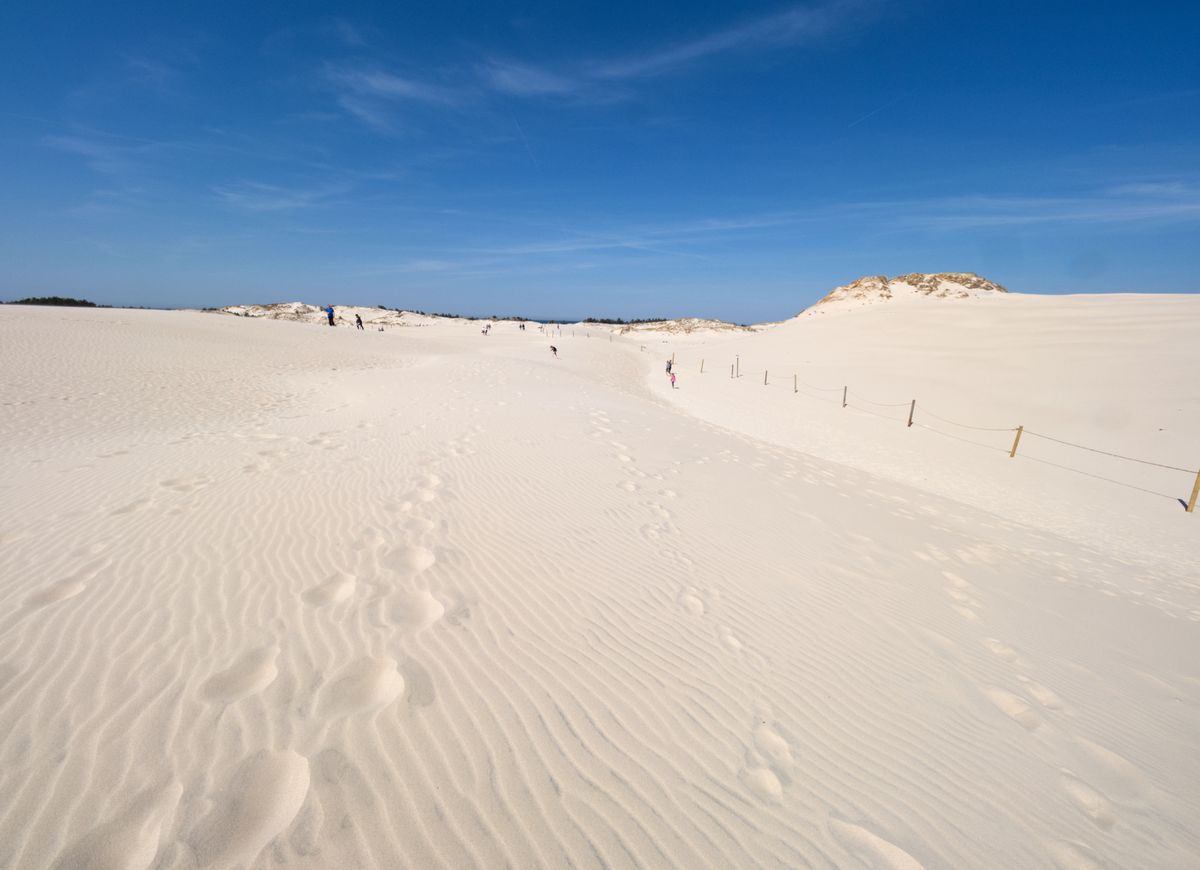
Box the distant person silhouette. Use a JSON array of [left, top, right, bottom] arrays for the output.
[[550, 345, 558, 358], [355, 314, 363, 330], [324, 306, 335, 326]]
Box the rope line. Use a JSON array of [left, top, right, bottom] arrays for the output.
[[852, 394, 912, 408], [678, 355, 1197, 479], [846, 403, 907, 423], [918, 407, 1017, 433], [1023, 430, 1197, 474], [912, 422, 1011, 454]]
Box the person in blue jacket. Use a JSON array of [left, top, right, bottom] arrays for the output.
[[324, 305, 335, 326]]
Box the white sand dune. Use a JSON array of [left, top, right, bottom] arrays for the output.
[[0, 302, 1197, 869]]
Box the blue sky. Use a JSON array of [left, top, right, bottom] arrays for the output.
[[1, 1, 1197, 321]]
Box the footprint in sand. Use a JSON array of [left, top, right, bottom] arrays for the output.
[[52, 780, 182, 870], [387, 588, 446, 632], [951, 604, 980, 622], [753, 724, 795, 776], [719, 626, 743, 651], [400, 658, 437, 708], [201, 645, 279, 702], [321, 657, 405, 716], [1060, 770, 1116, 829], [25, 579, 87, 607], [984, 687, 1040, 730], [677, 589, 705, 615], [110, 497, 154, 516], [189, 750, 310, 868], [828, 818, 924, 869], [943, 586, 976, 606], [1046, 840, 1106, 870], [942, 570, 970, 588], [739, 766, 783, 801], [382, 545, 436, 575], [1074, 737, 1145, 800], [982, 638, 1021, 663], [159, 475, 210, 493], [1017, 675, 1063, 710], [402, 515, 437, 534], [302, 572, 356, 607], [618, 480, 639, 492]]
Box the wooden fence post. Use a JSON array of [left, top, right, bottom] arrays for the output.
[[730, 364, 734, 379], [700, 359, 705, 373], [1187, 469, 1200, 513], [1009, 426, 1024, 458], [671, 352, 675, 365], [764, 371, 768, 385], [842, 386, 847, 408], [736, 355, 740, 378], [793, 374, 797, 394], [907, 400, 916, 428]]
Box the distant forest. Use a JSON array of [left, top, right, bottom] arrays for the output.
[[6, 296, 98, 307]]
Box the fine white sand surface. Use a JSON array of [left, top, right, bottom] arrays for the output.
[[0, 302, 1197, 869]]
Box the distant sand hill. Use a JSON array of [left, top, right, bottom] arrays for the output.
[[803, 272, 1010, 315]]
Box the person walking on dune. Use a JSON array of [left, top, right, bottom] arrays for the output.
[[355, 314, 364, 330], [550, 345, 558, 358], [324, 305, 335, 326], [670, 371, 677, 389]]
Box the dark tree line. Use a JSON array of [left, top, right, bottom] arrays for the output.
[[5, 296, 98, 307]]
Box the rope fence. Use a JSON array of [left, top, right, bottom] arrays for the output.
[[672, 351, 1200, 513], [1022, 430, 1196, 474]]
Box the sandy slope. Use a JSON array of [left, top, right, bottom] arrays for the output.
[[649, 293, 1200, 570], [0, 304, 1197, 869]]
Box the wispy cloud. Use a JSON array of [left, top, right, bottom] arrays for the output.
[[443, 183, 1200, 266], [477, 0, 879, 102], [324, 65, 459, 104], [212, 181, 349, 211], [323, 63, 467, 130], [121, 55, 185, 92], [592, 0, 869, 80], [43, 133, 160, 174], [65, 186, 154, 218], [332, 19, 368, 48], [875, 186, 1200, 230], [481, 60, 580, 97]]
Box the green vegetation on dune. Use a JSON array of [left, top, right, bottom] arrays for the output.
[[7, 296, 98, 307]]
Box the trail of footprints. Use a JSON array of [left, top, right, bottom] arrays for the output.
[[49, 453, 464, 869], [596, 409, 862, 848], [933, 554, 1148, 853]]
